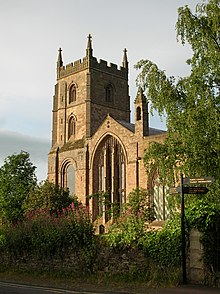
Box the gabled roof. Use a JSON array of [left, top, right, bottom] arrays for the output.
[[116, 120, 135, 132], [116, 119, 166, 136], [149, 127, 166, 136]]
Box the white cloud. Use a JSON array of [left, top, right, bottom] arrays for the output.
[[0, 0, 199, 182]]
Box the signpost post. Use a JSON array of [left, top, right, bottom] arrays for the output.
[[169, 175, 213, 285], [181, 174, 187, 284]]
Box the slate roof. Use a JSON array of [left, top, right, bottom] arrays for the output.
[[116, 119, 166, 136]]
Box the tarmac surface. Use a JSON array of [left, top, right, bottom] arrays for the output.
[[0, 282, 220, 294]]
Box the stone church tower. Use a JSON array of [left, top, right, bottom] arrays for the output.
[[48, 35, 167, 225]]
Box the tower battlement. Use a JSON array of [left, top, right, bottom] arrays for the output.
[[58, 55, 128, 79], [57, 35, 128, 80]]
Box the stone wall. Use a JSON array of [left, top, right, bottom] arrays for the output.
[[189, 228, 205, 284], [0, 246, 149, 279]]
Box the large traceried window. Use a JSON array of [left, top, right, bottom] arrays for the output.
[[149, 173, 169, 221], [69, 84, 76, 103], [92, 135, 126, 222]]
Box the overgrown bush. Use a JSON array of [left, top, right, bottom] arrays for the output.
[[104, 188, 154, 248], [184, 184, 220, 274], [0, 201, 95, 260], [23, 180, 75, 216], [140, 216, 182, 267]]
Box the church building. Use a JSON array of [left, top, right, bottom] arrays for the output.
[[48, 35, 167, 225]]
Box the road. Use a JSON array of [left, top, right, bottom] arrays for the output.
[[0, 282, 116, 294], [0, 282, 219, 294]]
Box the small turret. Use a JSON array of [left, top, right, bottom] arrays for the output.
[[135, 88, 149, 136], [122, 48, 128, 69], [86, 34, 93, 58]]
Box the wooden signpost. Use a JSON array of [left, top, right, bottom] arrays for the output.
[[169, 175, 214, 284]]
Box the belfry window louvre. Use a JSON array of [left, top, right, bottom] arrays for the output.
[[105, 84, 114, 103], [69, 84, 76, 103]]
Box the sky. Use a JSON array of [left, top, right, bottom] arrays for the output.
[[0, 0, 200, 182]]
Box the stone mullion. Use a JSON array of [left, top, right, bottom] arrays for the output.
[[111, 142, 115, 219], [103, 145, 107, 224]]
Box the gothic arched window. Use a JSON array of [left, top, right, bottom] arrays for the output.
[[69, 84, 76, 103], [68, 116, 76, 139], [105, 84, 114, 103], [62, 163, 75, 196], [92, 136, 126, 221], [149, 172, 169, 221], [136, 106, 141, 121]]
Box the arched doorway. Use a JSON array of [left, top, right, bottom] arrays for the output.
[[92, 135, 126, 222]]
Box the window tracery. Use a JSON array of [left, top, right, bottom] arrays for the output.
[[149, 172, 169, 221], [93, 135, 126, 221]]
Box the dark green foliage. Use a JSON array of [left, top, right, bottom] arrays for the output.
[[140, 216, 182, 267], [0, 151, 37, 224], [23, 180, 75, 215], [184, 181, 220, 273]]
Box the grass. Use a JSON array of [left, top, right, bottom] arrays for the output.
[[0, 263, 181, 294]]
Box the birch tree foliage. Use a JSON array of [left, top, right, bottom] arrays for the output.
[[135, 0, 220, 184]]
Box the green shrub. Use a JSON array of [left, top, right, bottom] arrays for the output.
[[23, 180, 75, 216], [0, 202, 94, 260], [104, 188, 154, 248], [140, 216, 182, 266]]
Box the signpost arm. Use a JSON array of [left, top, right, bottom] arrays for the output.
[[181, 173, 187, 284]]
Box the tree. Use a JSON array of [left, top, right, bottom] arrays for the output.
[[135, 0, 220, 185], [0, 151, 37, 223], [23, 180, 78, 215]]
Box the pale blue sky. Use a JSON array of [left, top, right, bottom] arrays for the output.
[[0, 0, 199, 181]]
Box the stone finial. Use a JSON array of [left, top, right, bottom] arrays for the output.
[[86, 34, 93, 57], [57, 48, 63, 68], [122, 48, 128, 68]]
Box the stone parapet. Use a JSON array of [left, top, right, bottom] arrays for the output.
[[58, 56, 128, 79]]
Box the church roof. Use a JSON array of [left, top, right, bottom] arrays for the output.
[[116, 119, 166, 136], [117, 120, 135, 132], [148, 127, 166, 136]]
